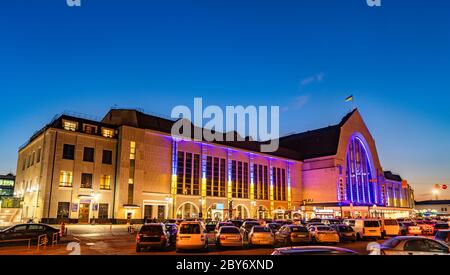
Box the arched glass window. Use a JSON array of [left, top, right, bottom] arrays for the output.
[[345, 136, 377, 205]]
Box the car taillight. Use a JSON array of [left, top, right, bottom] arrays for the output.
[[136, 234, 140, 242], [220, 236, 226, 240], [161, 235, 166, 241]]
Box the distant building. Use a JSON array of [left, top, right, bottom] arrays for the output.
[[414, 200, 450, 219], [384, 171, 415, 209], [15, 108, 414, 223], [0, 173, 15, 199]]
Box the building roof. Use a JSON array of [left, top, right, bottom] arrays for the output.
[[0, 173, 15, 180], [384, 171, 403, 182], [415, 200, 450, 205], [278, 109, 357, 160]]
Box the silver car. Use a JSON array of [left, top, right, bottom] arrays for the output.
[[215, 226, 243, 248], [379, 236, 450, 255]]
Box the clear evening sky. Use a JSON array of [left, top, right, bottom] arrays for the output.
[[0, 0, 449, 200]]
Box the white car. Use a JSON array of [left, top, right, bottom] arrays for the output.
[[379, 236, 450, 255], [248, 226, 275, 246], [353, 219, 381, 240], [309, 225, 340, 244], [176, 221, 208, 252]]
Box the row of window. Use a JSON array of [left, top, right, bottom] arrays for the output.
[[59, 171, 111, 189], [21, 148, 42, 171], [63, 120, 115, 138], [62, 144, 113, 164], [175, 151, 288, 201], [0, 179, 14, 187], [57, 202, 109, 219]]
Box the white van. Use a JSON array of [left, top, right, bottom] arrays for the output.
[[353, 219, 381, 240], [380, 219, 400, 237], [176, 221, 208, 252]]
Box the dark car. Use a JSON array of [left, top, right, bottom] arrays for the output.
[[434, 230, 450, 245], [228, 220, 244, 228], [165, 223, 178, 244], [332, 224, 356, 242], [274, 220, 293, 225], [240, 221, 261, 241], [205, 222, 217, 234], [136, 223, 170, 252], [0, 223, 60, 245], [275, 225, 311, 246], [272, 246, 358, 255], [267, 223, 282, 233], [433, 223, 450, 235]]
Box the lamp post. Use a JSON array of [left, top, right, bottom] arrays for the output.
[[432, 189, 439, 201]]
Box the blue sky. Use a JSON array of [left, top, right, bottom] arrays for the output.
[[0, 0, 449, 200]]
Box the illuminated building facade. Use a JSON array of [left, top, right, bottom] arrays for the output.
[[15, 108, 414, 223]]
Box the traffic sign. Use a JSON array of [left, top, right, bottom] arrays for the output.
[[443, 185, 448, 190]]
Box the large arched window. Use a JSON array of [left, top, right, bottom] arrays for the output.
[[345, 136, 377, 205], [176, 202, 199, 219]]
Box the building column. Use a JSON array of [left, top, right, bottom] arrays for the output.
[[269, 159, 274, 218], [227, 149, 233, 219], [249, 154, 255, 218], [286, 162, 292, 211], [200, 144, 207, 218]]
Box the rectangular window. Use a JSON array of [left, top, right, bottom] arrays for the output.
[[243, 163, 249, 199], [176, 152, 185, 194], [237, 162, 242, 198], [81, 173, 93, 189], [220, 158, 226, 197], [57, 202, 70, 218], [98, 203, 109, 219], [30, 152, 35, 166], [282, 168, 286, 201], [206, 156, 213, 196], [83, 124, 97, 134], [254, 164, 259, 199], [213, 158, 219, 197], [36, 148, 42, 163], [232, 160, 237, 198], [22, 159, 26, 171], [83, 147, 95, 162], [193, 154, 200, 195], [185, 153, 192, 195], [59, 171, 73, 187], [63, 120, 77, 131], [62, 144, 75, 160], [100, 175, 111, 190], [130, 141, 136, 160], [264, 166, 269, 200], [102, 128, 114, 138], [102, 150, 113, 164]]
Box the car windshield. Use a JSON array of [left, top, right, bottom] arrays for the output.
[[244, 222, 260, 229], [364, 221, 380, 227], [290, 226, 308, 232], [381, 238, 401, 248], [179, 224, 201, 234], [337, 225, 353, 232], [253, 226, 271, 233], [140, 225, 163, 234], [384, 219, 398, 226], [220, 227, 240, 234]]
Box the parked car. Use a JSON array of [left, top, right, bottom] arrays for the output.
[[248, 226, 275, 246], [205, 222, 217, 234], [380, 219, 400, 237], [379, 236, 450, 255], [215, 222, 234, 233], [434, 229, 450, 245], [402, 222, 422, 236], [343, 219, 356, 227], [215, 226, 243, 248], [353, 219, 381, 240], [240, 221, 261, 241], [164, 223, 178, 245], [272, 246, 358, 255], [331, 224, 356, 242], [274, 219, 293, 226], [415, 220, 433, 235], [306, 222, 326, 229], [267, 222, 282, 233], [0, 223, 60, 244], [308, 218, 323, 223], [228, 220, 244, 229], [275, 225, 311, 246], [176, 221, 208, 252], [433, 223, 450, 235], [322, 219, 342, 226], [136, 223, 170, 252], [309, 225, 339, 244]]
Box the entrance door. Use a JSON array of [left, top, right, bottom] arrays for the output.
[[144, 205, 153, 221], [78, 203, 90, 223]]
